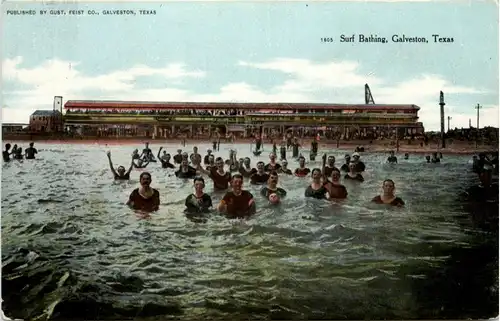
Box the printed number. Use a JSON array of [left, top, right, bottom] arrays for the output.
[[321, 37, 334, 43]]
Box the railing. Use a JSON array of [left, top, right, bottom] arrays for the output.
[[63, 113, 420, 125]]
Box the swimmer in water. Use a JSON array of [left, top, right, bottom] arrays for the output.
[[206, 155, 216, 170], [238, 157, 255, 178], [279, 160, 293, 175], [305, 168, 330, 199], [175, 159, 198, 179], [157, 147, 175, 169], [351, 152, 365, 172], [185, 177, 213, 213], [291, 137, 301, 158], [25, 142, 38, 160], [425, 155, 431, 163], [431, 152, 440, 163], [173, 149, 183, 164], [132, 149, 140, 160], [133, 157, 150, 169], [294, 156, 311, 177], [340, 154, 351, 172], [323, 168, 348, 199], [126, 172, 160, 212], [371, 179, 405, 206], [404, 153, 409, 160], [107, 151, 134, 180], [387, 151, 398, 164], [279, 141, 287, 160], [265, 152, 281, 172], [160, 150, 169, 161], [3, 143, 11, 162], [250, 161, 270, 185], [14, 147, 23, 160], [323, 155, 339, 177], [140, 142, 154, 161], [190, 146, 202, 167], [197, 157, 231, 190], [218, 174, 256, 218], [204, 149, 213, 165], [345, 162, 364, 182], [260, 171, 287, 198]]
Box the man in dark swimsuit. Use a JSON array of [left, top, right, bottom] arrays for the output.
[[264, 152, 281, 172], [323, 155, 339, 177], [197, 157, 231, 190], [140, 142, 154, 161], [218, 174, 256, 218], [25, 142, 38, 159], [387, 151, 398, 164], [157, 147, 175, 169], [176, 159, 198, 179], [204, 150, 213, 165], [294, 156, 311, 177], [126, 172, 160, 212], [260, 171, 287, 198], [3, 143, 11, 162], [107, 151, 134, 180], [173, 149, 183, 164], [250, 162, 270, 185], [279, 141, 287, 160], [292, 138, 300, 158], [340, 154, 351, 172], [238, 158, 256, 178], [279, 160, 293, 175]]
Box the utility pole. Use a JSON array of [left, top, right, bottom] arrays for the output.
[[475, 103, 482, 148], [439, 91, 446, 148], [447, 116, 452, 132]]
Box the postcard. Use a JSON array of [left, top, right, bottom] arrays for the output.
[[1, 1, 498, 320]]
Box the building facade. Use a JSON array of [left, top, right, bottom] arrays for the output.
[[29, 110, 63, 132], [63, 100, 425, 139]]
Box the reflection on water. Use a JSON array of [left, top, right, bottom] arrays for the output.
[[2, 143, 498, 320]]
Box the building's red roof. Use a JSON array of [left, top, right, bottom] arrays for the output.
[[64, 100, 420, 111]]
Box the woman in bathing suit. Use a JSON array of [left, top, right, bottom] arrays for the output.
[[371, 179, 404, 206]]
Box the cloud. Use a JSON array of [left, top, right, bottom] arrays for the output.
[[2, 56, 496, 131]]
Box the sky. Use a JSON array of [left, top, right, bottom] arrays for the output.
[[1, 1, 498, 131]]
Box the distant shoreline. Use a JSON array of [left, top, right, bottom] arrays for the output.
[[3, 135, 497, 155]]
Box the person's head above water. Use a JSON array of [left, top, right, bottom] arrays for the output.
[[230, 174, 244, 192], [269, 152, 277, 161], [145, 142, 149, 148], [348, 162, 357, 172], [257, 161, 265, 172], [352, 152, 360, 160], [139, 172, 152, 187], [193, 176, 205, 191], [29, 142, 34, 147], [331, 168, 341, 182], [311, 168, 322, 182], [268, 171, 279, 187], [382, 179, 396, 196], [177, 149, 182, 154], [298, 156, 306, 166], [117, 165, 126, 175], [328, 155, 335, 165], [215, 157, 224, 169], [5, 143, 11, 151]]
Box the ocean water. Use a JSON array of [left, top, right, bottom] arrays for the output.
[[2, 142, 498, 320]]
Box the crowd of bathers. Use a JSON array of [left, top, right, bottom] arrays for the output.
[[108, 140, 416, 218]]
